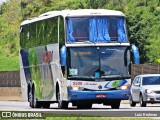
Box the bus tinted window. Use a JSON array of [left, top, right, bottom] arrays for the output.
[[66, 17, 128, 43], [30, 23, 36, 47], [20, 27, 24, 48], [24, 25, 30, 47], [68, 46, 130, 77], [52, 17, 58, 43], [108, 18, 118, 41], [36, 20, 44, 45], [47, 18, 54, 43], [20, 16, 59, 48], [47, 17, 58, 44], [72, 18, 89, 41], [43, 20, 48, 44], [59, 17, 65, 48]]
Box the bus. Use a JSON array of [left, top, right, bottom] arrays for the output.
[[19, 9, 140, 109]]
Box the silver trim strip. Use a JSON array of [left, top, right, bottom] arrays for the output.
[[66, 43, 130, 47]]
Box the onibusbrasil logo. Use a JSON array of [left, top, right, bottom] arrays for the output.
[[1, 112, 43, 119]]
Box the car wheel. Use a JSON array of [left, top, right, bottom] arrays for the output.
[[140, 95, 146, 107], [129, 96, 136, 107]]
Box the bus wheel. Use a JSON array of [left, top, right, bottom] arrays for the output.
[[77, 103, 92, 109], [57, 90, 68, 109], [111, 101, 120, 109], [29, 90, 33, 108], [32, 88, 41, 108], [42, 102, 50, 109]]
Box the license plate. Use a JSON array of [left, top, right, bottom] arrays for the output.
[[96, 94, 106, 98]]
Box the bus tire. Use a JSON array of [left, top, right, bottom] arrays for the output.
[[32, 87, 41, 108], [59, 101, 68, 109], [57, 89, 68, 109], [28, 89, 33, 108], [111, 101, 120, 109], [77, 103, 92, 109], [42, 102, 50, 109]]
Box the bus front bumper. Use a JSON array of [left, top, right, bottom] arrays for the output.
[[68, 89, 130, 101]]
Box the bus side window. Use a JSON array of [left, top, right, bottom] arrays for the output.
[[24, 25, 30, 48], [30, 23, 36, 47], [36, 21, 43, 46], [59, 16, 65, 48], [20, 26, 24, 48], [47, 18, 53, 44], [47, 17, 58, 44], [42, 20, 48, 44], [53, 17, 58, 43]]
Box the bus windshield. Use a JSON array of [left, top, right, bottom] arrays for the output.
[[66, 17, 128, 43], [68, 46, 130, 79]]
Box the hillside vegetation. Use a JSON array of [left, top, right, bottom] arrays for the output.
[[0, 0, 160, 71]]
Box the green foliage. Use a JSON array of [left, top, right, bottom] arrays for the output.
[[125, 0, 160, 63], [0, 0, 160, 71]]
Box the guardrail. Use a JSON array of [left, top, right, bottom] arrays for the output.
[[0, 71, 20, 87], [0, 71, 21, 100], [131, 64, 160, 82], [0, 64, 160, 87]]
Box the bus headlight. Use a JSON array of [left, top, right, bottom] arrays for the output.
[[68, 86, 84, 91], [117, 84, 130, 90]]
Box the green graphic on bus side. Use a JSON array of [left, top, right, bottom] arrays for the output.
[[111, 80, 121, 88], [28, 48, 42, 99]]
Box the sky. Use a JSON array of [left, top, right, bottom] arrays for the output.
[[0, 0, 8, 6]]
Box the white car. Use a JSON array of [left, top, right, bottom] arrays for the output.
[[130, 74, 160, 107]]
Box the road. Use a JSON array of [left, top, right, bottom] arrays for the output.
[[0, 101, 160, 117]]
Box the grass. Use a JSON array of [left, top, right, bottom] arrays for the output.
[[0, 43, 19, 71], [45, 117, 155, 120], [0, 117, 155, 120], [0, 54, 19, 71], [43, 114, 156, 120]]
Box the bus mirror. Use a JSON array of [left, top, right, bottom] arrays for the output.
[[131, 44, 140, 64], [20, 27, 23, 33], [60, 46, 66, 66]]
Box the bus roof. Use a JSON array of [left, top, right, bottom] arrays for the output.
[[21, 9, 125, 26]]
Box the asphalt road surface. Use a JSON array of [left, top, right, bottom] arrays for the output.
[[0, 101, 160, 117]]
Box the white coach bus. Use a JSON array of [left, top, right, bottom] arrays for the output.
[[19, 9, 139, 109]]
